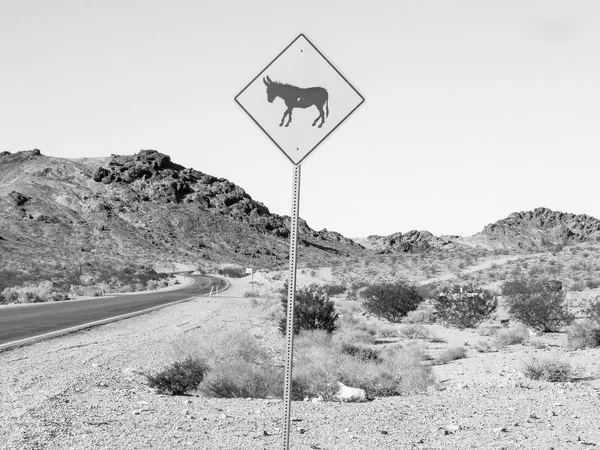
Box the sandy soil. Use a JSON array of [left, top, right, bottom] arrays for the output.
[[1, 271, 600, 449]]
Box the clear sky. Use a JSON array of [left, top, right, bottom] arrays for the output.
[[2, 1, 599, 238]]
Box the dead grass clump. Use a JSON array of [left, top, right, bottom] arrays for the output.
[[522, 357, 571, 382], [435, 346, 467, 364], [529, 338, 548, 349], [494, 325, 530, 348], [337, 312, 379, 337], [1, 281, 68, 303], [293, 330, 434, 399], [478, 326, 500, 336], [199, 361, 281, 398], [403, 305, 436, 324], [473, 340, 495, 353], [397, 324, 433, 340], [566, 320, 600, 350]]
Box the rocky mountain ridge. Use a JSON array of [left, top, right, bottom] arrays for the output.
[[0, 149, 363, 275], [360, 208, 600, 254]]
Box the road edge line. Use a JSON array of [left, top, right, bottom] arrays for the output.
[[0, 295, 199, 353]]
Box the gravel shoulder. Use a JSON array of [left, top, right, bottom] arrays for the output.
[[1, 275, 600, 449]]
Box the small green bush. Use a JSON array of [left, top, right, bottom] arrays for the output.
[[522, 357, 571, 382], [434, 284, 497, 329], [144, 357, 209, 395], [502, 278, 573, 332], [566, 320, 600, 350], [360, 282, 423, 323], [279, 284, 339, 335], [435, 346, 467, 364]]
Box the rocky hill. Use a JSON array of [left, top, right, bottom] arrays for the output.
[[359, 208, 600, 254], [464, 207, 600, 250], [0, 149, 364, 277], [355, 230, 462, 254]]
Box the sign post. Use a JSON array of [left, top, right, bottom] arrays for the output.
[[235, 33, 364, 450]]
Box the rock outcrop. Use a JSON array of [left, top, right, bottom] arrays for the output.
[[470, 207, 600, 249]]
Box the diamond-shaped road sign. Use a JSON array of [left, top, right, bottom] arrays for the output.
[[235, 34, 365, 165]]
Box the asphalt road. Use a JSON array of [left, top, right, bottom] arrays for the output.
[[0, 275, 226, 346]]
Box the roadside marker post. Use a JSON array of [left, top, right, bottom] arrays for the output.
[[235, 33, 364, 449]]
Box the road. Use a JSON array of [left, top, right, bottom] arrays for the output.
[[0, 274, 226, 346]]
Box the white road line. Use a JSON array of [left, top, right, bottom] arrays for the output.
[[0, 296, 198, 352]]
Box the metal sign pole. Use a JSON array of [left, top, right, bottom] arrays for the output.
[[282, 164, 301, 450]]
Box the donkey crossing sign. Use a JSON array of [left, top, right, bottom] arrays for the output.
[[235, 34, 365, 165]]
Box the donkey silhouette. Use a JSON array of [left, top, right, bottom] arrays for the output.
[[263, 75, 329, 128]]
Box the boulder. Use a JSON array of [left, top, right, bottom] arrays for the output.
[[334, 382, 367, 402]]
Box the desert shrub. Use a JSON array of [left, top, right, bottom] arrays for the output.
[[144, 357, 209, 395], [323, 283, 346, 296], [243, 290, 259, 298], [293, 331, 434, 399], [585, 296, 600, 324], [522, 357, 571, 382], [339, 343, 380, 361], [433, 284, 497, 329], [1, 281, 68, 304], [199, 361, 281, 398], [435, 346, 467, 364], [403, 305, 436, 324], [279, 284, 338, 335], [397, 324, 432, 340], [360, 282, 422, 323], [502, 278, 574, 332], [494, 325, 529, 347], [473, 340, 495, 353], [171, 330, 281, 399], [337, 313, 379, 338], [217, 266, 247, 278], [566, 320, 600, 350], [478, 326, 500, 336], [529, 338, 547, 349]]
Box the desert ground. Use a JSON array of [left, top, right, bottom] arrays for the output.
[[1, 266, 600, 450]]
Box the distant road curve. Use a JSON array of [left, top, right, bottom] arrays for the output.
[[0, 274, 227, 350]]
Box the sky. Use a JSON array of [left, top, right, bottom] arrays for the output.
[[2, 0, 599, 238]]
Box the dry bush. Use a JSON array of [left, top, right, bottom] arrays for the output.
[[473, 340, 495, 353], [170, 330, 281, 399], [199, 361, 281, 398], [566, 320, 600, 350], [585, 296, 600, 324], [494, 325, 530, 348], [478, 326, 500, 337], [397, 324, 433, 340], [435, 346, 467, 364], [403, 305, 436, 324], [522, 357, 571, 382], [1, 281, 67, 304], [529, 338, 547, 349], [293, 330, 434, 399], [336, 312, 379, 339]]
